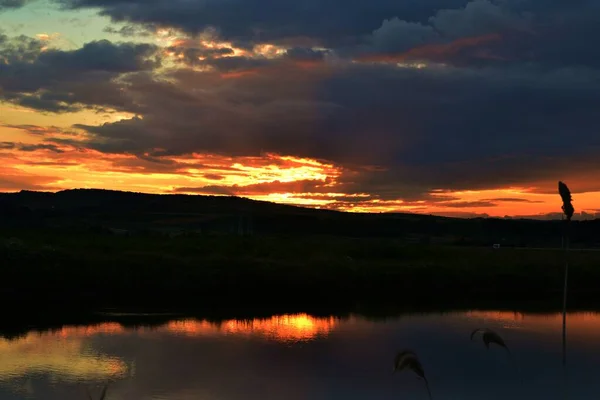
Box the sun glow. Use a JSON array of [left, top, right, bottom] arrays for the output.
[[164, 314, 339, 342], [3, 135, 600, 215]]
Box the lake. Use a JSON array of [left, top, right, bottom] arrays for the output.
[[0, 310, 598, 399]]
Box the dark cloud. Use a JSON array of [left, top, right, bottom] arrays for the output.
[[429, 0, 532, 38], [103, 24, 153, 37], [366, 0, 530, 56], [433, 200, 497, 208], [353, 1, 600, 71], [484, 197, 542, 203], [291, 194, 376, 203], [2, 124, 79, 136], [0, 0, 28, 10], [0, 142, 65, 153], [57, 0, 469, 46], [0, 35, 161, 112], [284, 47, 328, 62], [109, 157, 191, 174], [173, 179, 329, 196], [26, 161, 80, 166], [18, 144, 66, 153], [369, 18, 438, 54], [4, 125, 53, 135], [54, 0, 600, 69], [65, 57, 600, 199], [203, 174, 225, 181]]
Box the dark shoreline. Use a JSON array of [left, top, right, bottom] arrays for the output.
[[4, 234, 600, 336], [3, 291, 600, 340]]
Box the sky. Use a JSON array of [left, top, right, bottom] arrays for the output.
[[0, 0, 599, 218]]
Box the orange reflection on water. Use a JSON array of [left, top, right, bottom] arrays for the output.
[[466, 311, 600, 336], [164, 314, 338, 342], [0, 325, 129, 382], [0, 314, 338, 383], [52, 322, 126, 338]]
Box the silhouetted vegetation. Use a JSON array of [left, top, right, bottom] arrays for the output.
[[3, 230, 600, 310], [393, 350, 432, 399], [559, 181, 574, 367], [1, 189, 600, 248], [559, 181, 574, 221], [1, 189, 600, 311], [470, 328, 509, 352]]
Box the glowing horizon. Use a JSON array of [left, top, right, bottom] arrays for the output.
[[1, 139, 598, 217], [1, 151, 598, 218]]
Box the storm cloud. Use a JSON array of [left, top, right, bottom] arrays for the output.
[[57, 0, 470, 46], [0, 36, 160, 111], [65, 59, 600, 198], [0, 0, 28, 10], [53, 0, 600, 68]]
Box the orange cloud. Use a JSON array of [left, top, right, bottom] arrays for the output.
[[220, 69, 259, 79]]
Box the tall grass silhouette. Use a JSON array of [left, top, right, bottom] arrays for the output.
[[470, 328, 509, 353], [470, 328, 522, 384], [558, 181, 573, 368], [559, 181, 574, 399], [393, 350, 432, 399]]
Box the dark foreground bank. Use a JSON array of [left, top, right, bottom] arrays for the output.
[[2, 231, 600, 312]]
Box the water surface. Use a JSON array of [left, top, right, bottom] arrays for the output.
[[0, 310, 598, 399]]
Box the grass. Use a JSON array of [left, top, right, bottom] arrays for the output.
[[393, 350, 433, 399], [559, 181, 574, 369], [2, 228, 600, 310]]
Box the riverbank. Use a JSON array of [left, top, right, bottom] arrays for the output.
[[2, 230, 599, 311], [3, 298, 600, 341]]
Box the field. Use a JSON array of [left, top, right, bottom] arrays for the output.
[[2, 227, 600, 313]]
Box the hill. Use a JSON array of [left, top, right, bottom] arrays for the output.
[[0, 188, 599, 247]]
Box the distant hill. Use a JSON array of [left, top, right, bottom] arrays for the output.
[[0, 189, 599, 247]]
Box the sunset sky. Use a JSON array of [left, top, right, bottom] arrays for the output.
[[1, 0, 599, 218]]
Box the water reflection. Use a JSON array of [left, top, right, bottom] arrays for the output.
[[52, 323, 127, 338], [0, 326, 129, 382], [0, 311, 599, 399], [163, 313, 338, 342], [465, 311, 600, 336]]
